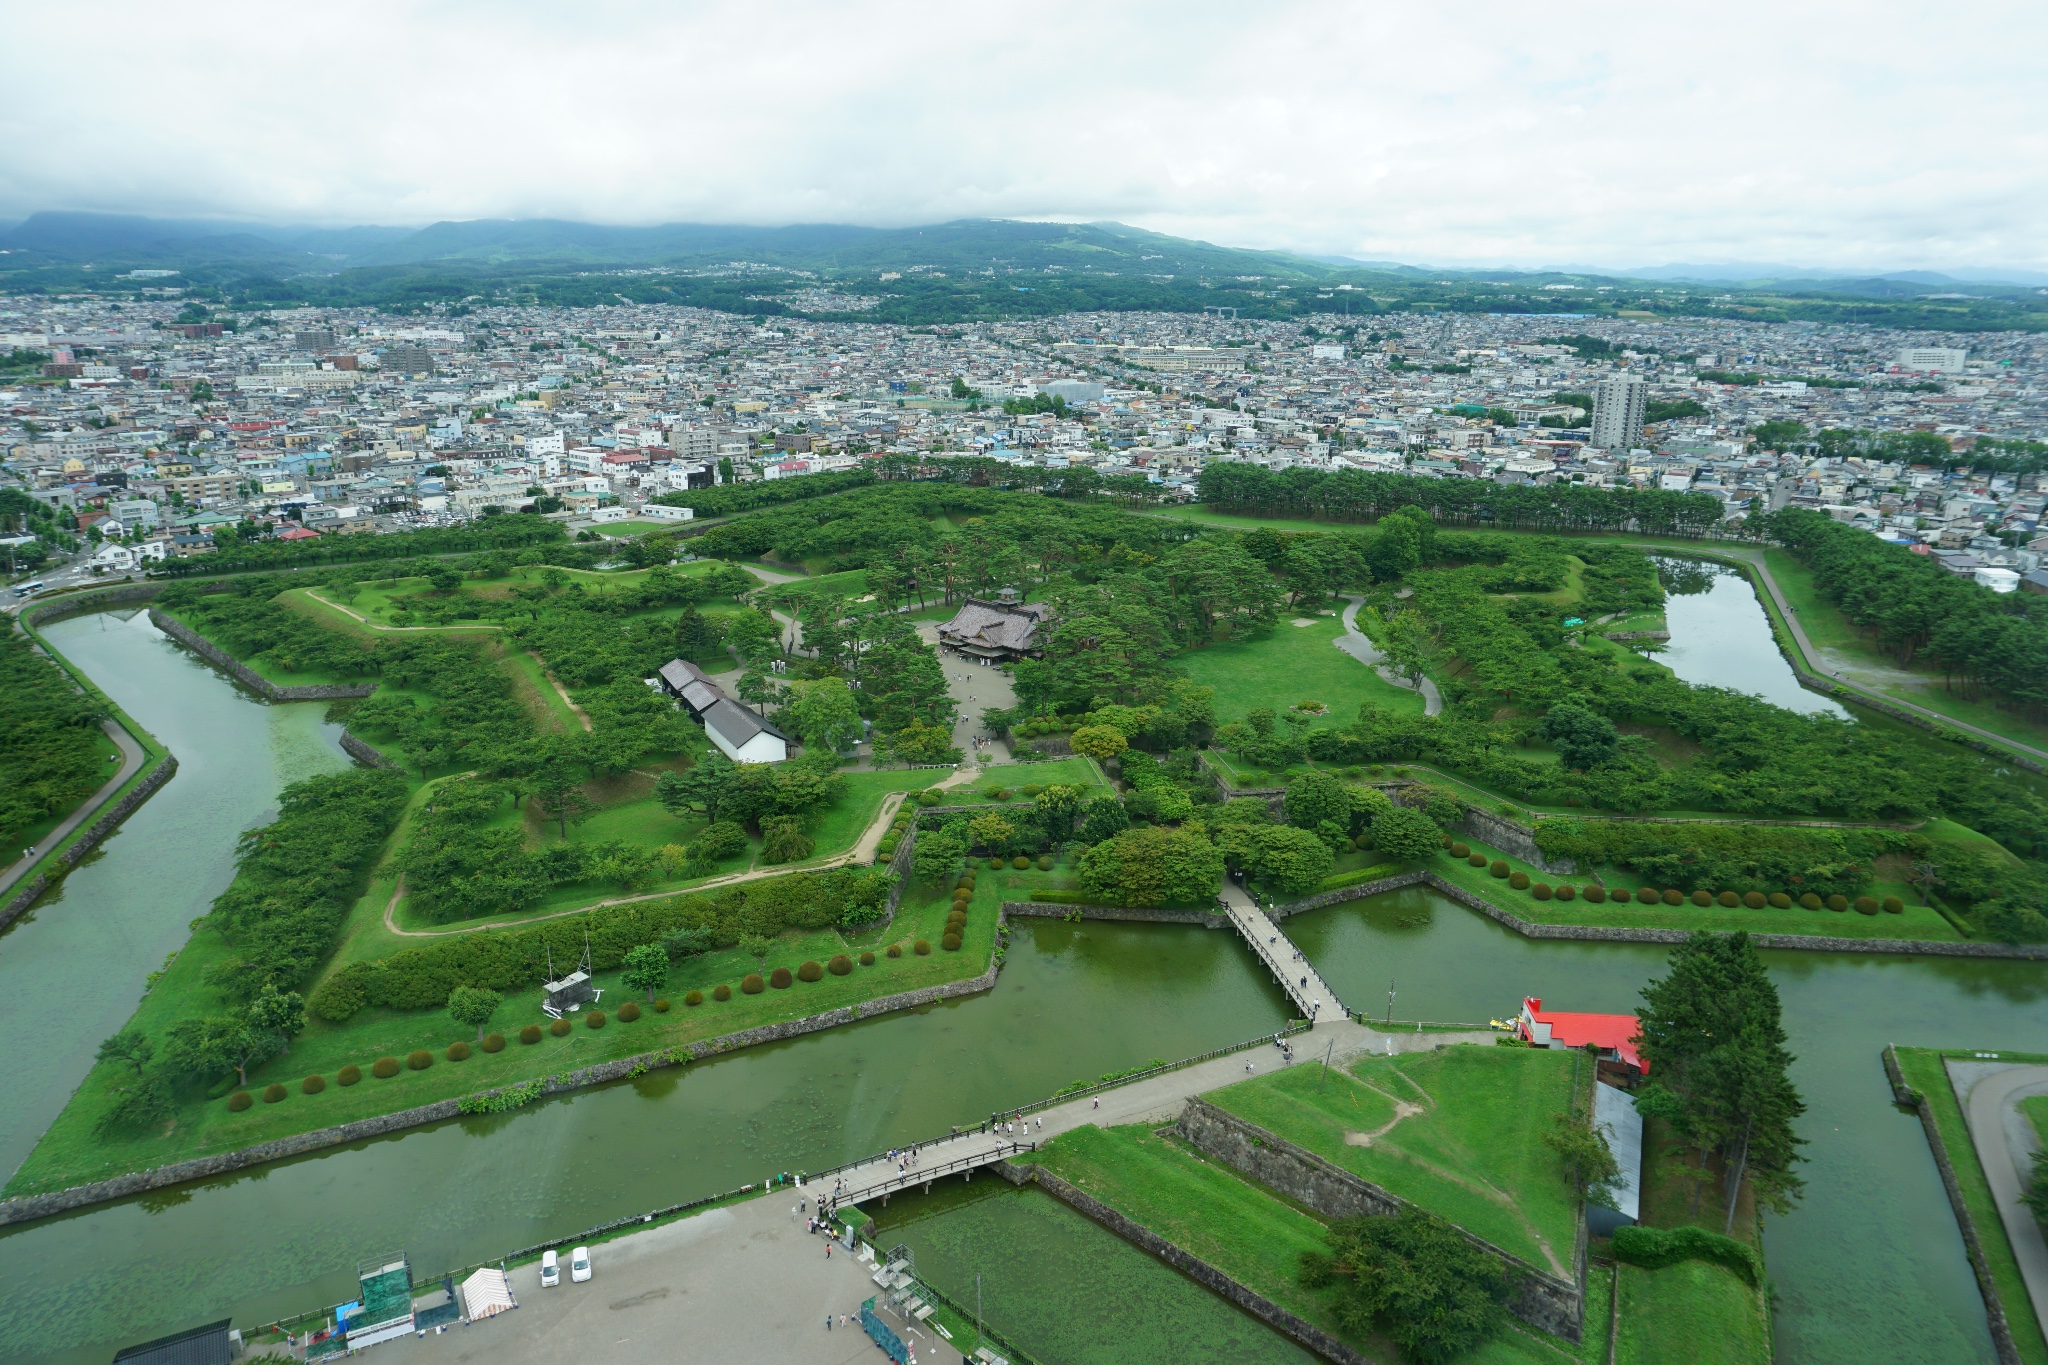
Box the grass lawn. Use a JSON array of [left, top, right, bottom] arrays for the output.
[[1207, 1044, 1585, 1275], [952, 756, 1109, 799], [1175, 615, 1427, 725], [1614, 1260, 1769, 1365], [761, 567, 873, 604], [1893, 1047, 2048, 1365], [5, 866, 1022, 1198], [2025, 1094, 2048, 1146]]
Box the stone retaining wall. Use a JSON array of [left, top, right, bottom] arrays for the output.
[[148, 609, 377, 702], [339, 730, 400, 770], [1002, 1161, 1375, 1365], [0, 754, 179, 933], [1003, 900, 1231, 929], [1884, 1047, 2026, 1365], [0, 911, 1012, 1228], [1176, 1097, 1584, 1341], [1452, 806, 1576, 874], [18, 581, 168, 624]]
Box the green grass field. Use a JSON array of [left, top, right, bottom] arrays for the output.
[[1893, 1047, 2048, 1365], [1175, 615, 1427, 725], [1208, 1044, 1585, 1275], [1614, 1260, 1770, 1365], [5, 865, 1024, 1198], [2024, 1094, 2048, 1146]]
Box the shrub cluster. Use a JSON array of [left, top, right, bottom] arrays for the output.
[[227, 1091, 253, 1112], [1609, 1225, 1762, 1287], [618, 1001, 641, 1021], [769, 967, 793, 989], [587, 1010, 606, 1028], [447, 1041, 471, 1061], [713, 983, 732, 1001], [407, 1050, 434, 1070], [797, 960, 824, 982], [482, 1032, 506, 1052], [550, 1016, 572, 1036], [372, 1056, 401, 1078], [302, 1074, 326, 1094], [685, 990, 704, 1006], [338, 1064, 362, 1086], [519, 1024, 543, 1044]]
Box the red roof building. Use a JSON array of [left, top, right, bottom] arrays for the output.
[[1517, 997, 1647, 1075]]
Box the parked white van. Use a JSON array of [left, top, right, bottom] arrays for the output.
[[539, 1250, 560, 1288], [570, 1247, 591, 1283]]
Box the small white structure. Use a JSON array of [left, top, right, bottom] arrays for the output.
[[703, 697, 789, 763], [1589, 1082, 1644, 1238], [460, 1267, 516, 1322], [639, 503, 695, 521], [588, 506, 630, 524], [1975, 566, 2020, 594]]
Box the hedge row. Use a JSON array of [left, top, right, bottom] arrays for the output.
[[1609, 1225, 1763, 1287]]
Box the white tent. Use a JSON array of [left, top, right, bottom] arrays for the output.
[[460, 1268, 516, 1322]]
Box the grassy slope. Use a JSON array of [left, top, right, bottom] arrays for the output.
[[5, 864, 1034, 1197], [1893, 1048, 2048, 1365], [1175, 614, 1428, 724], [1206, 1044, 1583, 1274], [1614, 1260, 1770, 1365]]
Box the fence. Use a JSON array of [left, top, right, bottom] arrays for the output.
[[834, 1142, 1035, 1206], [990, 1024, 1314, 1124]]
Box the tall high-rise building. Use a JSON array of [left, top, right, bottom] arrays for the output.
[[1590, 373, 1647, 450]]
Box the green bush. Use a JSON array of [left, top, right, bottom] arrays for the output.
[[408, 1050, 433, 1070], [338, 1064, 362, 1085], [550, 1017, 572, 1035], [860, 951, 876, 966], [769, 967, 793, 988], [1827, 894, 1849, 912], [887, 944, 902, 959], [797, 961, 823, 982], [653, 998, 671, 1013], [1770, 892, 1792, 908], [741, 974, 765, 994], [1532, 883, 1553, 901], [618, 1001, 641, 1021], [1555, 884, 1576, 901], [519, 1025, 542, 1044], [1609, 1225, 1762, 1287], [941, 933, 962, 951], [482, 1032, 506, 1052], [916, 791, 940, 807], [713, 984, 732, 1001], [1854, 896, 1879, 915], [227, 1091, 253, 1111], [1663, 889, 1683, 906], [1744, 891, 1767, 909], [829, 954, 853, 975], [1468, 852, 1487, 867], [685, 990, 703, 1006], [1690, 889, 1712, 907], [1490, 860, 1510, 878], [373, 1056, 401, 1078], [1037, 855, 1055, 870], [447, 1041, 471, 1061], [1508, 871, 1530, 890], [1717, 890, 1740, 907], [1450, 842, 1472, 859], [1882, 896, 1904, 914], [302, 1074, 326, 1095], [914, 939, 931, 955], [1800, 893, 1823, 910], [586, 1010, 607, 1028], [262, 1083, 288, 1104], [988, 857, 1005, 870], [1010, 855, 1030, 870]]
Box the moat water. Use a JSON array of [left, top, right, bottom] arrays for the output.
[[0, 610, 2040, 1365]]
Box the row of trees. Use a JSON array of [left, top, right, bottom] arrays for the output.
[[0, 620, 111, 846]]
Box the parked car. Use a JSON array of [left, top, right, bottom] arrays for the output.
[[570, 1246, 591, 1283], [539, 1250, 560, 1288]]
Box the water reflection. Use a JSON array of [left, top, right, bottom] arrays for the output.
[[1652, 558, 1850, 717]]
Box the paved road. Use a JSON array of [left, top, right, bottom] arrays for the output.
[[1953, 1060, 2048, 1334], [1334, 594, 1442, 716], [0, 718, 146, 900]]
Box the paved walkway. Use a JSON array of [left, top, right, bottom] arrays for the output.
[[1951, 1060, 2048, 1334], [1335, 595, 1442, 716], [0, 718, 145, 900], [917, 621, 1016, 762], [1218, 880, 1346, 1019]]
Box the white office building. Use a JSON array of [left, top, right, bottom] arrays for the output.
[[1590, 373, 1648, 451], [1896, 347, 1968, 374]]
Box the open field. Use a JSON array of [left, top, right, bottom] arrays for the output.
[[1207, 1043, 1584, 1274], [1614, 1260, 1770, 1365], [1176, 614, 1428, 724]]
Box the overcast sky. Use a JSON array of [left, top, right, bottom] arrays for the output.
[[4, 0, 2043, 271]]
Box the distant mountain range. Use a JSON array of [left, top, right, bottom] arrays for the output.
[[2, 210, 2042, 299]]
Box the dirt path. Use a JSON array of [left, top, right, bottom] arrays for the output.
[[526, 650, 593, 731], [303, 589, 503, 634], [1336, 594, 1443, 716], [0, 719, 147, 899]]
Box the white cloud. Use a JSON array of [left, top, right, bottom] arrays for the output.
[[3, 0, 2043, 270]]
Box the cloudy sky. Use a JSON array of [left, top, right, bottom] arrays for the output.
[[4, 0, 2042, 271]]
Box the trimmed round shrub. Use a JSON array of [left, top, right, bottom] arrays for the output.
[[373, 1056, 401, 1078], [1555, 884, 1576, 902], [1827, 894, 1849, 912], [1490, 861, 1511, 879], [447, 1041, 471, 1062], [859, 951, 876, 966], [654, 998, 671, 1013], [1037, 855, 1055, 870], [338, 1064, 363, 1086], [1011, 855, 1031, 870], [886, 944, 902, 958], [586, 1010, 606, 1028], [941, 933, 962, 951], [1769, 892, 1792, 909], [1450, 842, 1472, 859], [988, 857, 1005, 870], [946, 908, 967, 924], [1440, 833, 1454, 849], [1718, 891, 1740, 908], [1854, 896, 1879, 915], [519, 1025, 542, 1044], [618, 1001, 641, 1021], [685, 990, 704, 1006], [1508, 871, 1531, 890], [712, 984, 732, 1001], [1020, 783, 1043, 797], [1531, 883, 1553, 901], [551, 1016, 572, 1036], [1882, 896, 1904, 914], [227, 1091, 253, 1111], [914, 939, 932, 955], [408, 1049, 433, 1069], [829, 954, 853, 975], [1663, 889, 1684, 906], [1608, 887, 1631, 903], [1584, 885, 1607, 904], [916, 791, 940, 806], [951, 897, 971, 913], [1741, 891, 1765, 909], [742, 973, 765, 994], [483, 1032, 506, 1052], [797, 960, 824, 983], [1800, 893, 1823, 910], [769, 967, 793, 989], [302, 1074, 326, 1095], [1468, 852, 1487, 867], [262, 1083, 288, 1104], [1687, 889, 1709, 907]]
